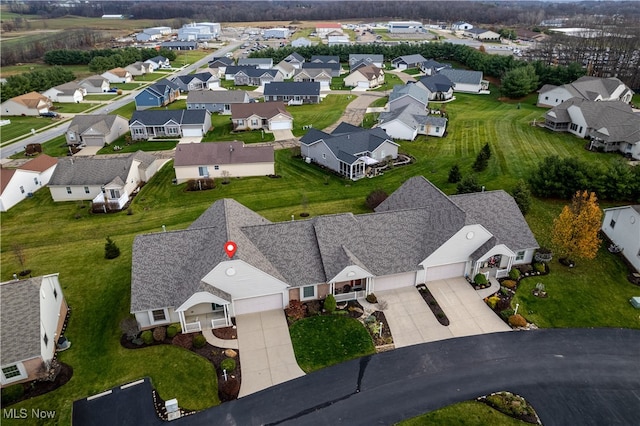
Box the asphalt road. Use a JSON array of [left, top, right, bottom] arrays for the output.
[[0, 42, 241, 159], [73, 328, 640, 426]]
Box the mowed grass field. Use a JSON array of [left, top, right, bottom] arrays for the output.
[[1, 87, 638, 424]]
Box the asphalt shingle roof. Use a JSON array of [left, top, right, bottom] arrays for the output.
[[67, 114, 123, 136], [174, 141, 274, 166], [263, 81, 320, 97], [49, 151, 156, 186], [186, 90, 249, 104], [389, 84, 429, 106], [1, 277, 43, 364], [231, 101, 291, 120], [130, 110, 208, 126], [418, 74, 454, 92], [438, 68, 483, 85]]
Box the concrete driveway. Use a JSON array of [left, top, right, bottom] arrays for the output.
[[378, 279, 509, 348], [235, 310, 304, 397], [271, 129, 295, 141]]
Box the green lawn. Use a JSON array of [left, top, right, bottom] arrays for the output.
[[375, 73, 404, 91], [97, 137, 179, 154], [202, 113, 275, 143], [369, 96, 388, 108], [291, 94, 351, 136], [289, 315, 375, 372], [113, 82, 146, 90], [403, 68, 422, 76], [83, 94, 118, 101], [150, 99, 187, 111], [134, 72, 167, 82], [53, 102, 99, 113], [9, 135, 74, 159], [330, 76, 347, 90], [0, 116, 57, 144], [111, 102, 137, 120], [398, 401, 530, 426]]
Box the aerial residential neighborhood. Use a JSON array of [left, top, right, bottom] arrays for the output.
[[0, 1, 639, 425]]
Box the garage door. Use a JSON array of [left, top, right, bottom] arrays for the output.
[[182, 127, 203, 137], [425, 263, 466, 282], [357, 81, 369, 88], [374, 272, 416, 292], [233, 293, 284, 315], [270, 120, 292, 130], [83, 136, 104, 147]]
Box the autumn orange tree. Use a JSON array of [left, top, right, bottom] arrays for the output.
[[551, 191, 602, 263]]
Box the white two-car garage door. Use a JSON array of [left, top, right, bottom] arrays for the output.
[[182, 127, 204, 137], [374, 272, 416, 292], [270, 120, 292, 130], [425, 263, 466, 282], [233, 293, 284, 315]]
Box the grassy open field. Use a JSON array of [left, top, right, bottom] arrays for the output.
[[1, 80, 638, 424]]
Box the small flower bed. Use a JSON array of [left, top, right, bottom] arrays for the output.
[[478, 391, 540, 424], [416, 284, 450, 326]]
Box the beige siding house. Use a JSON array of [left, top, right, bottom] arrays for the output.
[[1, 92, 52, 116]]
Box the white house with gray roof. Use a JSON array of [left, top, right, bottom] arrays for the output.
[[544, 98, 640, 159], [391, 54, 427, 70], [186, 90, 250, 115], [129, 110, 212, 140], [601, 205, 640, 273], [300, 123, 398, 180], [65, 114, 129, 147], [378, 103, 447, 140], [130, 176, 538, 332], [537, 76, 633, 108], [42, 82, 86, 103], [438, 68, 489, 93], [388, 83, 429, 111], [48, 151, 161, 210], [1, 274, 68, 387], [415, 74, 455, 101]]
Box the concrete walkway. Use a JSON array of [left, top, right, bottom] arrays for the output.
[[202, 328, 238, 349], [235, 310, 304, 398], [323, 92, 387, 133]]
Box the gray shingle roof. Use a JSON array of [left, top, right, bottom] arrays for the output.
[[1, 277, 43, 364], [67, 114, 124, 136], [539, 76, 631, 101], [376, 176, 465, 215], [130, 110, 208, 126], [389, 84, 429, 106], [438, 68, 483, 85], [379, 103, 448, 130], [186, 90, 249, 104], [238, 58, 273, 67], [173, 72, 214, 85], [349, 54, 383, 64], [263, 81, 320, 97], [310, 55, 340, 64], [418, 74, 454, 92], [284, 52, 305, 63], [301, 125, 394, 165], [174, 141, 274, 166], [235, 68, 279, 79], [450, 191, 539, 250], [49, 151, 156, 186], [393, 54, 427, 65], [231, 101, 291, 120]]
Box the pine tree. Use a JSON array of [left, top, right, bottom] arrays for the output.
[[448, 164, 462, 183], [512, 180, 532, 215], [105, 236, 121, 260], [551, 191, 602, 262]]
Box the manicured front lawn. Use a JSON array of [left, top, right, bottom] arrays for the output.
[[374, 73, 404, 91], [83, 94, 118, 101], [53, 102, 99, 113], [290, 94, 351, 136], [0, 116, 58, 144], [134, 72, 167, 82], [289, 315, 375, 372], [111, 101, 137, 120], [9, 135, 70, 159], [403, 68, 422, 76], [399, 401, 530, 426], [113, 82, 146, 91], [150, 99, 187, 111]]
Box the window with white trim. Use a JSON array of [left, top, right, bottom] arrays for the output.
[[109, 189, 120, 199], [66, 187, 72, 194], [84, 186, 90, 194], [301, 285, 316, 300], [2, 365, 22, 380], [610, 219, 616, 229], [214, 165, 219, 170], [516, 250, 525, 261], [198, 166, 209, 177], [151, 309, 166, 322]]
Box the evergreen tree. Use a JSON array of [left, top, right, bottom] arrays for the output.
[[512, 179, 532, 215], [448, 164, 462, 183], [105, 236, 121, 259], [457, 175, 481, 194]]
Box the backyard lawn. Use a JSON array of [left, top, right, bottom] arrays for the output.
[[289, 315, 375, 372], [1, 89, 638, 423], [202, 114, 275, 143], [97, 137, 179, 154]]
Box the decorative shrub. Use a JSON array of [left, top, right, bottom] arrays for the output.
[[502, 279, 517, 289], [186, 178, 215, 191], [508, 268, 521, 280], [220, 358, 236, 372], [364, 314, 376, 324], [486, 295, 501, 309], [533, 263, 545, 273], [366, 293, 378, 304], [141, 330, 153, 345], [120, 317, 140, 340], [496, 298, 511, 312], [500, 309, 515, 321], [193, 334, 206, 349], [518, 264, 533, 274], [172, 333, 193, 349], [474, 273, 488, 285], [365, 189, 388, 210], [152, 326, 166, 342], [508, 314, 527, 327], [323, 294, 336, 313], [1, 384, 24, 405], [167, 325, 178, 338], [485, 392, 537, 419], [306, 300, 321, 316], [534, 247, 553, 263], [219, 377, 240, 399], [285, 299, 307, 323], [499, 286, 510, 297]]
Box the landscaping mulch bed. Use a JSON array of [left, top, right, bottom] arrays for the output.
[[336, 299, 366, 319], [477, 391, 540, 424], [1, 361, 73, 407], [416, 285, 450, 326], [212, 326, 237, 340], [367, 311, 393, 346]]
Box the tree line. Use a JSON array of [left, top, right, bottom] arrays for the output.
[[0, 67, 76, 103], [44, 47, 177, 73]]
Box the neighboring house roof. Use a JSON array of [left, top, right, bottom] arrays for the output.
[[186, 90, 249, 104], [284, 52, 305, 62], [310, 55, 340, 64], [302, 62, 341, 73], [546, 98, 640, 143], [275, 60, 295, 74], [67, 114, 125, 137], [539, 76, 633, 102], [231, 101, 292, 120], [389, 84, 429, 106], [19, 154, 57, 173], [208, 57, 234, 67], [173, 72, 214, 85], [351, 65, 384, 80], [0, 277, 43, 364], [0, 169, 16, 193], [138, 79, 180, 99], [6, 91, 50, 108], [130, 110, 209, 126], [235, 68, 279, 79], [393, 54, 427, 65], [294, 68, 332, 79], [379, 103, 447, 130], [237, 58, 273, 67], [300, 125, 396, 165], [126, 61, 148, 71], [349, 54, 384, 64], [264, 81, 320, 97], [421, 59, 451, 71], [466, 28, 499, 36], [147, 56, 169, 64], [49, 81, 83, 96], [80, 75, 108, 88], [438, 68, 483, 85], [174, 141, 274, 166], [418, 74, 455, 92], [49, 151, 156, 186]]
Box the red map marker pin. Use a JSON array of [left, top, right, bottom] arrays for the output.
[[224, 241, 237, 258]]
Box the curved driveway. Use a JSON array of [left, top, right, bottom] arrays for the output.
[[179, 328, 640, 426]]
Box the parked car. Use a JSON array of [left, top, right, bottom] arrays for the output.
[[40, 111, 59, 118], [108, 87, 119, 93]]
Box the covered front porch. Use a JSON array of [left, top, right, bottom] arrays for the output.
[[328, 266, 373, 302], [176, 292, 232, 333], [471, 244, 516, 280]]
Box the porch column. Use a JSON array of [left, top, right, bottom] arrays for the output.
[[329, 282, 335, 295], [507, 256, 513, 271], [224, 305, 230, 326], [178, 311, 186, 333], [366, 276, 372, 294]]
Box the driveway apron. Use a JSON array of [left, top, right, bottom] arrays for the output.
[[235, 310, 304, 397]]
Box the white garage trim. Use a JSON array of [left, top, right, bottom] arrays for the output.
[[425, 262, 466, 282], [233, 293, 284, 316], [182, 127, 203, 137], [270, 120, 292, 130], [373, 271, 416, 292], [357, 81, 370, 88]]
